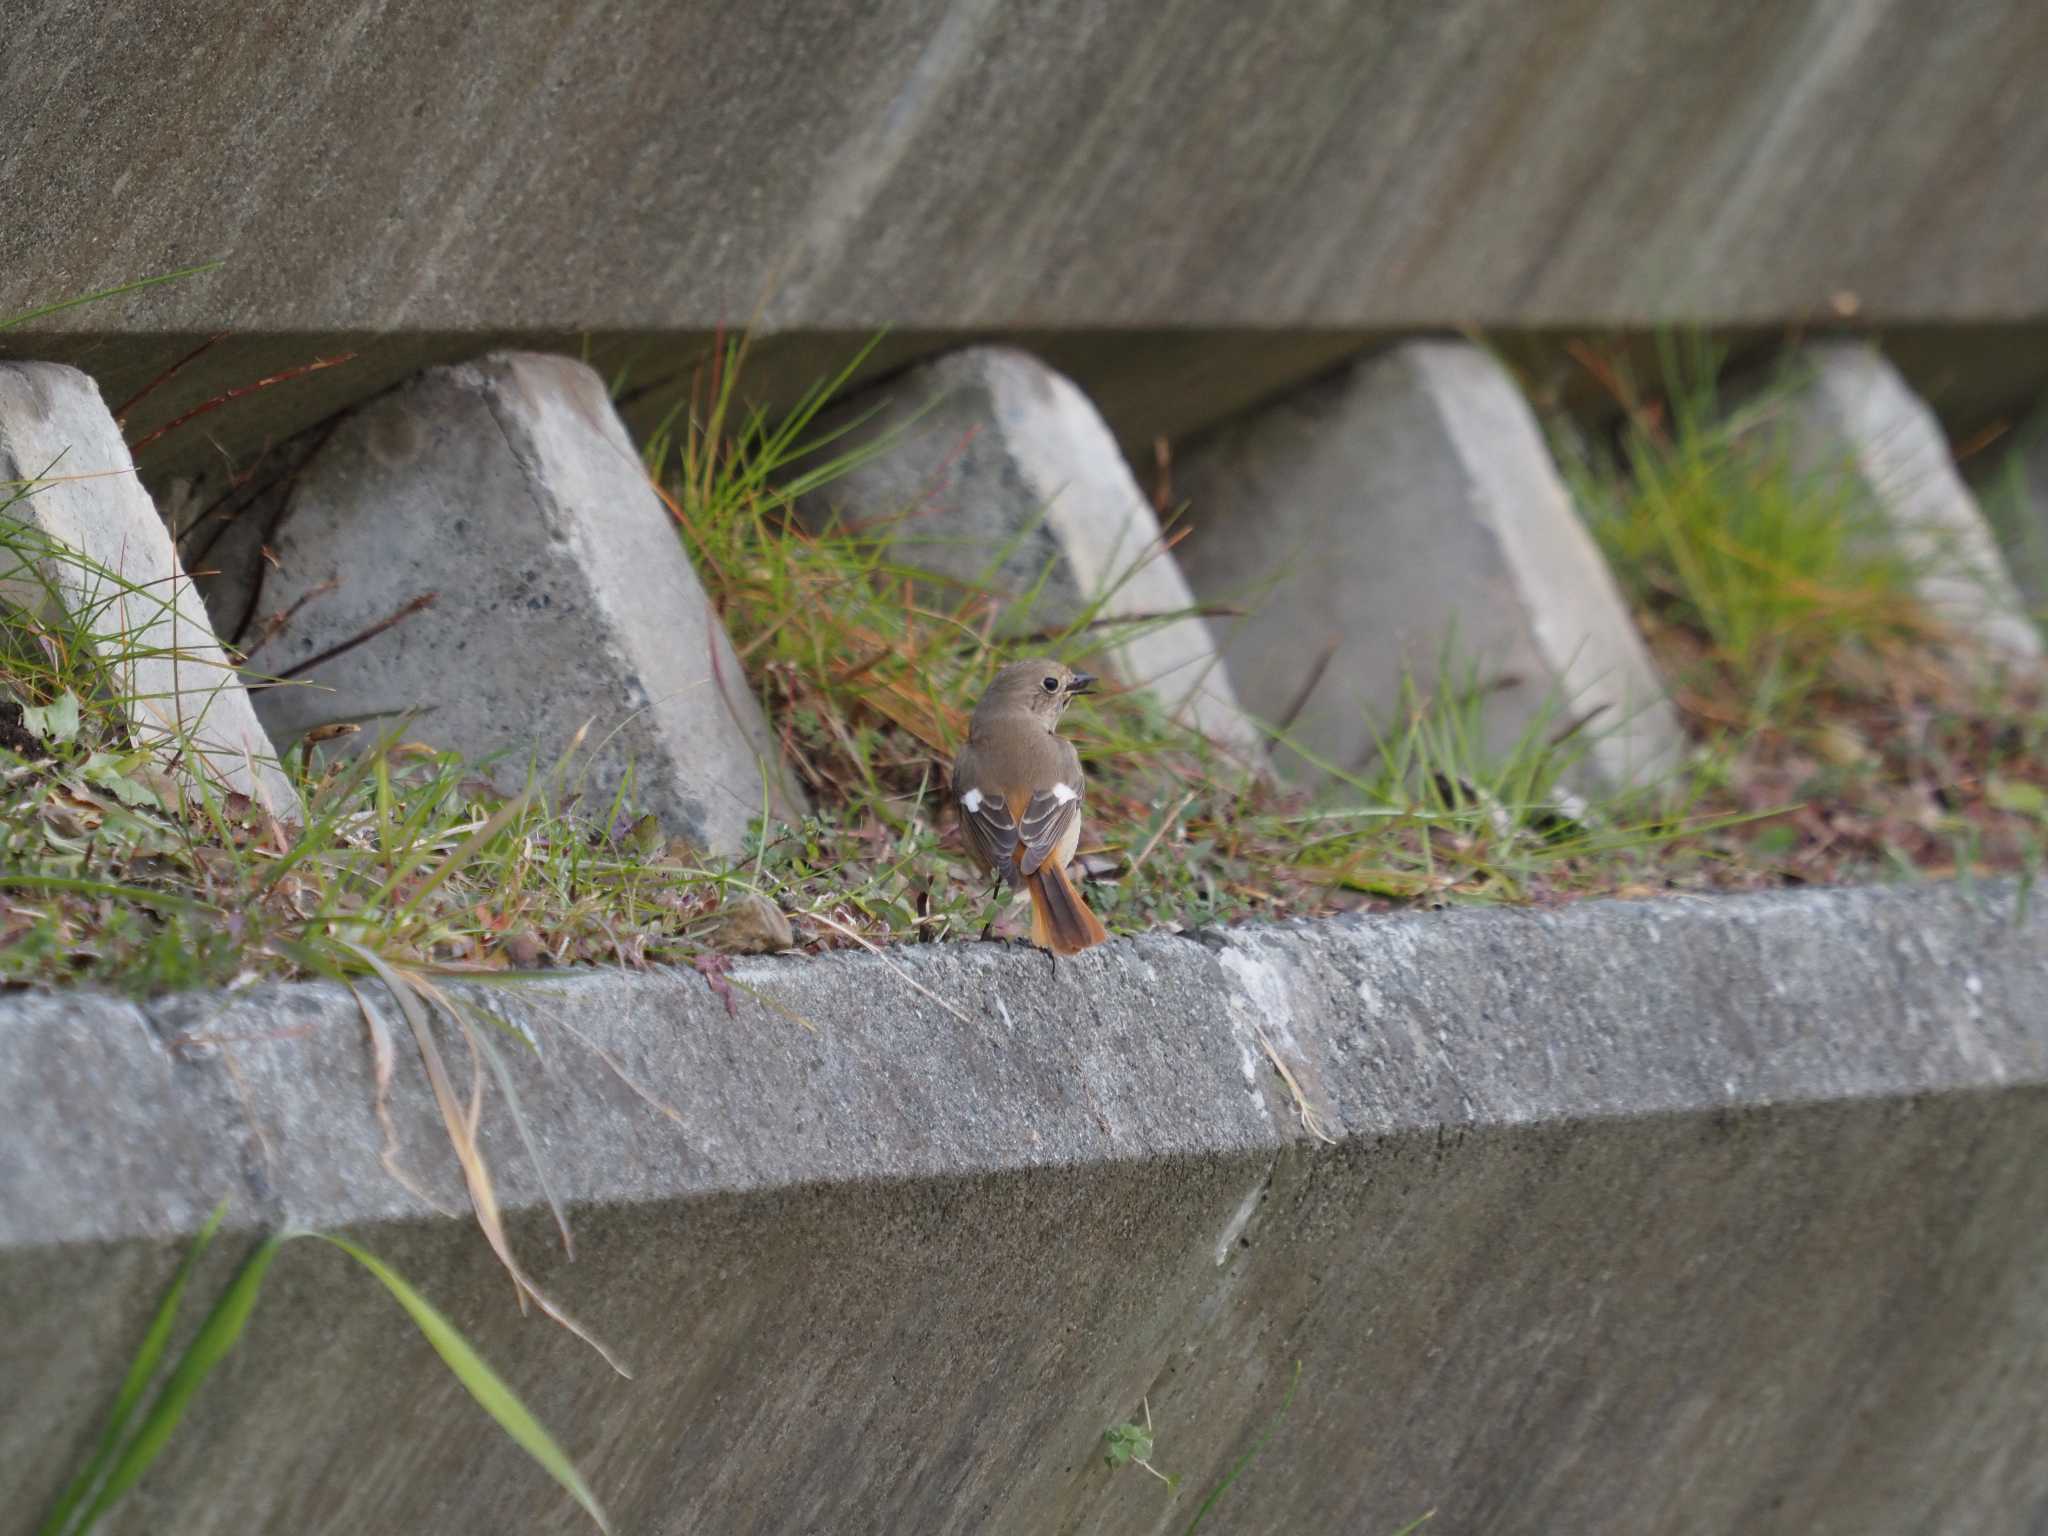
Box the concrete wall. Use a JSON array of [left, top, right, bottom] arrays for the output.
[[7, 885, 2046, 1534], [8, 1, 2048, 480]]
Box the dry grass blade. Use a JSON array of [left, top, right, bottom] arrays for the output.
[[429, 984, 576, 1260], [1256, 1026, 1337, 1146], [800, 907, 976, 1028], [724, 974, 820, 1035], [545, 1007, 690, 1123], [343, 944, 631, 1378], [1129, 790, 1197, 875], [273, 591, 438, 680], [347, 982, 461, 1217], [126, 351, 358, 456]]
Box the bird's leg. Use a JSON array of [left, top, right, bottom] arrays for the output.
[[979, 872, 1006, 943]]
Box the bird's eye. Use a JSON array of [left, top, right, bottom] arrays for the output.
[[1042, 676, 1060, 693]]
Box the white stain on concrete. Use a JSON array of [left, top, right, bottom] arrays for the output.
[[1215, 1180, 1263, 1266]]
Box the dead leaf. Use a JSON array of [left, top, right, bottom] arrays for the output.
[[713, 892, 793, 954]]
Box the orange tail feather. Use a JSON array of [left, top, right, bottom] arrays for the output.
[[1027, 860, 1109, 956]]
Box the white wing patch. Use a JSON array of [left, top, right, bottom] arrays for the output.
[[1050, 782, 1078, 805], [961, 787, 984, 814]]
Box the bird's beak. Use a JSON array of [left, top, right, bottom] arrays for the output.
[[1067, 672, 1096, 695]]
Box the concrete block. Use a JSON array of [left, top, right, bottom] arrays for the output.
[[1176, 341, 1685, 789], [230, 352, 797, 854], [0, 363, 297, 817], [808, 347, 1260, 755], [4, 882, 2046, 1534], [1766, 343, 2042, 659]]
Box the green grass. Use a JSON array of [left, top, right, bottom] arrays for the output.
[[9, 324, 2046, 988], [1979, 420, 2048, 628], [41, 1207, 609, 1536], [0, 264, 225, 334], [643, 337, 1737, 942], [1559, 335, 2048, 888], [24, 331, 2013, 1000], [1568, 336, 1935, 731], [0, 506, 748, 994]]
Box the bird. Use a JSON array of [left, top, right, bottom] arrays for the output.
[[951, 658, 1110, 957]]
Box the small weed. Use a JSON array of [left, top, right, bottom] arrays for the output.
[[1104, 1397, 1181, 1495]]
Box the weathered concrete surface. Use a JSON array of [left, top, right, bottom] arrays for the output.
[[0, 364, 298, 816], [213, 351, 797, 853], [1178, 341, 1685, 789], [807, 347, 1260, 755], [10, 0, 2048, 482], [5, 883, 2046, 1534], [1759, 343, 2043, 660]]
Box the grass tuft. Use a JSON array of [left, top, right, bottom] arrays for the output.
[[641, 338, 1735, 942], [8, 332, 2048, 995], [23, 330, 2024, 1000], [41, 1213, 609, 1536], [1570, 338, 1936, 730], [1561, 336, 2048, 887]]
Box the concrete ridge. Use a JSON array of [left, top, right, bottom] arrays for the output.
[[4, 881, 2043, 1251], [9, 881, 2048, 1534]]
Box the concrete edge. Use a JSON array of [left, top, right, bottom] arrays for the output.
[[4, 881, 2045, 1251]]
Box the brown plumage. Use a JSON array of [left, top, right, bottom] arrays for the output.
[[951, 658, 1109, 956]]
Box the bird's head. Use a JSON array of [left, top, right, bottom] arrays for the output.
[[973, 657, 1095, 729]]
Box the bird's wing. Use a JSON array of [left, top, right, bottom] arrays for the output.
[[1015, 781, 1081, 877], [957, 784, 1025, 889]]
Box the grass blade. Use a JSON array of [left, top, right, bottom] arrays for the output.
[[446, 991, 575, 1259], [343, 945, 631, 1377], [72, 1232, 290, 1531], [1181, 1360, 1301, 1536], [0, 264, 224, 332], [38, 1202, 228, 1536], [316, 1234, 611, 1533], [50, 1222, 610, 1535]]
